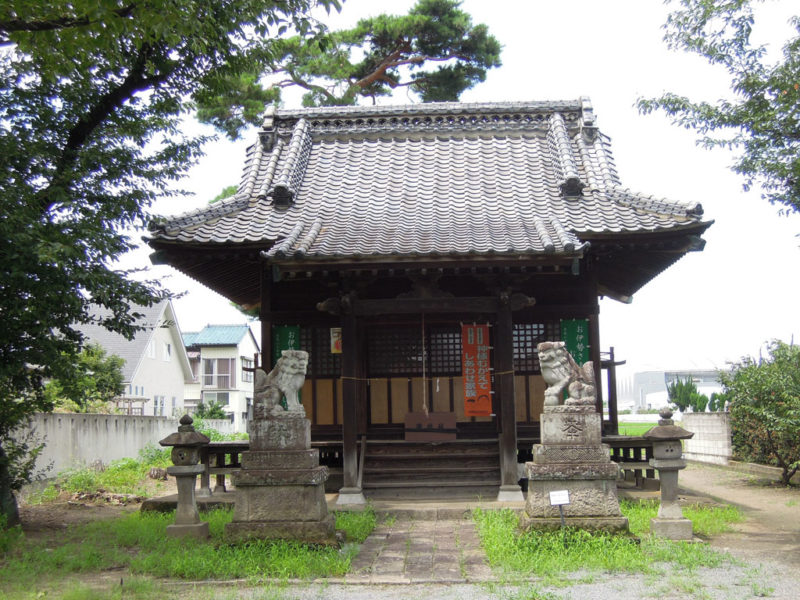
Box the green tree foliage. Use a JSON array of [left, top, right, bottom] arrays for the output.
[[667, 377, 710, 412], [196, 0, 502, 137], [638, 0, 800, 214], [721, 341, 800, 485], [194, 400, 228, 420], [0, 0, 500, 527], [0, 0, 338, 528], [44, 343, 125, 413]]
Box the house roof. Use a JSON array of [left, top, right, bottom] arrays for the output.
[[147, 99, 711, 303], [184, 324, 254, 347], [76, 300, 194, 383]]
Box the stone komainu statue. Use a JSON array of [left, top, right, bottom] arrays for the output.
[[252, 350, 309, 419], [537, 341, 595, 407]]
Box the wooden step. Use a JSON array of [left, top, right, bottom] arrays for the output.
[[363, 479, 501, 489]]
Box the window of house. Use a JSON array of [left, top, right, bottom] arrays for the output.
[[241, 357, 254, 382], [202, 358, 235, 388], [147, 340, 156, 359], [163, 342, 171, 361], [153, 395, 165, 416], [203, 391, 229, 407]]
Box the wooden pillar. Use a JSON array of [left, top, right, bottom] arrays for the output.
[[495, 301, 523, 501], [588, 312, 604, 415], [606, 346, 620, 435], [337, 312, 365, 504], [259, 267, 272, 369]]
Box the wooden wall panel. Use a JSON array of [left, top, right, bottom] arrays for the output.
[[453, 376, 466, 421], [369, 378, 389, 424], [432, 376, 450, 412], [514, 375, 527, 422], [315, 379, 334, 425], [390, 378, 408, 424], [336, 378, 343, 424], [301, 380, 313, 420], [410, 377, 425, 412], [529, 375, 546, 421]]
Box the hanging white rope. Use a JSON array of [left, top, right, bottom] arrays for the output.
[[421, 313, 429, 417]]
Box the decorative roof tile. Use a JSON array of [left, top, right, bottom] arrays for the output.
[[148, 99, 708, 262]]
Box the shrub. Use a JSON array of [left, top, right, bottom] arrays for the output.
[[722, 340, 800, 485]]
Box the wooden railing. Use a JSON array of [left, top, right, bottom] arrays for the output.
[[198, 435, 657, 494]]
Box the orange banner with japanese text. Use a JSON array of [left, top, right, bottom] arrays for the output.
[[461, 324, 492, 417]]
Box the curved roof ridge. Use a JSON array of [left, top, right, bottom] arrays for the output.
[[609, 186, 704, 219], [150, 192, 249, 234], [547, 113, 585, 197], [265, 221, 304, 258], [269, 118, 312, 205], [273, 99, 586, 120]]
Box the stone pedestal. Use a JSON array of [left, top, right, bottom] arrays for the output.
[[225, 413, 336, 544], [166, 464, 210, 539], [522, 405, 628, 531], [644, 408, 695, 540]]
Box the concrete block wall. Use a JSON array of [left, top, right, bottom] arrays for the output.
[[24, 413, 235, 474], [682, 412, 731, 465]]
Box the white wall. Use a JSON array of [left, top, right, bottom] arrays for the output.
[[131, 322, 187, 417], [682, 412, 732, 466], [23, 413, 234, 474]]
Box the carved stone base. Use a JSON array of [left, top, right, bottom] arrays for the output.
[[519, 515, 629, 532], [525, 463, 624, 520], [225, 416, 336, 545], [225, 516, 335, 545], [651, 518, 693, 540], [167, 522, 210, 539]]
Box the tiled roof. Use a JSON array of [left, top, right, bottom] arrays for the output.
[[189, 324, 251, 346], [148, 98, 707, 263], [76, 300, 168, 381], [182, 331, 200, 347]]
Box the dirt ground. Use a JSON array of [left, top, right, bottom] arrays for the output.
[[678, 462, 800, 567], [17, 476, 176, 536]]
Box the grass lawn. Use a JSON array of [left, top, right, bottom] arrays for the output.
[[0, 507, 376, 599], [472, 498, 743, 580], [616, 422, 657, 436]]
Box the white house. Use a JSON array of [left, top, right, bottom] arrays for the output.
[[77, 300, 194, 416], [182, 324, 260, 432]]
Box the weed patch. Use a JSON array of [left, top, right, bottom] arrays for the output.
[[1, 506, 375, 596], [473, 501, 740, 578]]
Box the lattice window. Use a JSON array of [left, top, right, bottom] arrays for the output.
[[429, 326, 463, 376], [513, 321, 561, 374], [367, 324, 463, 377], [310, 327, 341, 377], [367, 326, 425, 376]]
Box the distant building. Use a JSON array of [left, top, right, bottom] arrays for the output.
[[620, 369, 722, 412], [77, 300, 194, 416], [182, 324, 260, 432]]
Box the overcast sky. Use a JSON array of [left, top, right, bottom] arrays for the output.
[[130, 0, 800, 378]]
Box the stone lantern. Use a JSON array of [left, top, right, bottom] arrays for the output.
[[159, 414, 210, 539], [643, 407, 695, 540]]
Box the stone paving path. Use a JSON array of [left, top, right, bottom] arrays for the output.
[[345, 516, 494, 584]]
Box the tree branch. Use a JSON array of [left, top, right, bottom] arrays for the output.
[[0, 4, 137, 35], [39, 43, 171, 215], [354, 51, 465, 90]]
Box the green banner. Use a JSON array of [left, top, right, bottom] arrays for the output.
[[272, 325, 301, 361], [271, 325, 302, 408], [560, 319, 590, 365]]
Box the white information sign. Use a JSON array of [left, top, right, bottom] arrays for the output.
[[549, 490, 570, 506]]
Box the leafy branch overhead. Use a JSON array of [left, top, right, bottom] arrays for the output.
[[196, 0, 502, 137], [638, 0, 800, 214]]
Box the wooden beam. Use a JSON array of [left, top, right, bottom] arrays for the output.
[[340, 313, 361, 495], [259, 267, 272, 368], [495, 302, 522, 500], [318, 294, 535, 316]]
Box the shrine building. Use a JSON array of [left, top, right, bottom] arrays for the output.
[[147, 99, 711, 501]]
